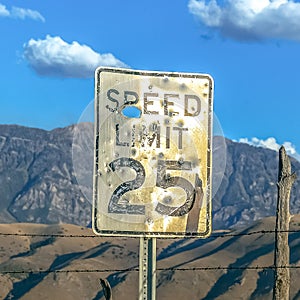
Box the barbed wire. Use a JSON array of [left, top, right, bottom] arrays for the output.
[[0, 229, 299, 239], [0, 232, 100, 238], [1, 265, 300, 275]]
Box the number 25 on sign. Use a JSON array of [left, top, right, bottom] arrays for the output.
[[93, 67, 214, 238]]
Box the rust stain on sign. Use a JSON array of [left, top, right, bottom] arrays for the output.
[[93, 67, 214, 238]]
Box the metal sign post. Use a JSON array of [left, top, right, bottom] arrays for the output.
[[93, 67, 214, 299], [139, 237, 156, 300]]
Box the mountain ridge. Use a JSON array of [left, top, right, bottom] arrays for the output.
[[0, 123, 299, 229]]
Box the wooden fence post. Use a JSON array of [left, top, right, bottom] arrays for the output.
[[273, 146, 297, 300]]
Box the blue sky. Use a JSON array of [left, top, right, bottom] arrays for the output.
[[1, 0, 300, 159]]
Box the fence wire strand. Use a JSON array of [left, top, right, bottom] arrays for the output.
[[1, 265, 300, 275], [0, 229, 299, 238]]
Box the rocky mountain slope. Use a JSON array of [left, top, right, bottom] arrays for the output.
[[213, 137, 300, 228], [0, 124, 92, 225], [0, 123, 299, 229], [0, 216, 300, 299]]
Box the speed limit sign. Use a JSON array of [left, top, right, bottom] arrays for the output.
[[93, 67, 213, 237]]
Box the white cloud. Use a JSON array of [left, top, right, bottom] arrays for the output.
[[239, 137, 300, 161], [188, 0, 300, 41], [23, 35, 128, 78], [11, 7, 45, 22], [0, 2, 44, 21], [0, 3, 9, 16]]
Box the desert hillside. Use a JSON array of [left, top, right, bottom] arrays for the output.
[[1, 216, 300, 299]]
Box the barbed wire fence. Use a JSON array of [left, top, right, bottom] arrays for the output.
[[0, 228, 300, 275], [0, 146, 298, 300]]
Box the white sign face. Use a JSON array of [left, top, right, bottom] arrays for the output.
[[93, 67, 213, 238]]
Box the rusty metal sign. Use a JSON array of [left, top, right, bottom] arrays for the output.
[[93, 67, 213, 237]]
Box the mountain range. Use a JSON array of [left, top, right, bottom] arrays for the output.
[[0, 123, 299, 229]]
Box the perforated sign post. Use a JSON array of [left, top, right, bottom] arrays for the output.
[[93, 67, 214, 299]]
